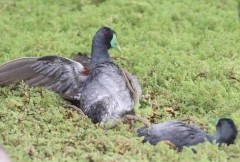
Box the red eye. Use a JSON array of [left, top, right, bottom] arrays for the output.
[[103, 32, 108, 38]]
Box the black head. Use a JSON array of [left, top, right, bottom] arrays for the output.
[[93, 27, 121, 51], [216, 118, 238, 145]]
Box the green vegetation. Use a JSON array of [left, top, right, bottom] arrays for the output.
[[1, 0, 240, 161]]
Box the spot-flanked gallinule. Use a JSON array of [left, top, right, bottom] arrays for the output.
[[0, 27, 142, 124], [138, 118, 238, 151]]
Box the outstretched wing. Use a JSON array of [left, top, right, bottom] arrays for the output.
[[0, 55, 90, 97]]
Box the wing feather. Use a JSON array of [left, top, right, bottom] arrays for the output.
[[0, 56, 89, 98]]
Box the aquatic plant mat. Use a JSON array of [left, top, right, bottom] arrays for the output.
[[0, 0, 240, 161]]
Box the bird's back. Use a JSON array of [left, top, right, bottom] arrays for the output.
[[138, 121, 213, 151], [80, 62, 134, 123]]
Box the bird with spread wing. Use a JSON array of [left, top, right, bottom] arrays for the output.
[[0, 27, 146, 126]]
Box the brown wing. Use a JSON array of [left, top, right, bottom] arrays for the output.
[[0, 56, 90, 96], [73, 52, 91, 69]]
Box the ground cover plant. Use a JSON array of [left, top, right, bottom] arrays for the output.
[[1, 0, 240, 161]]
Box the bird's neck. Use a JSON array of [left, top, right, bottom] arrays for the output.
[[90, 41, 112, 68]]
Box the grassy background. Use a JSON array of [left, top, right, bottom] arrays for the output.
[[1, 0, 240, 161]]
